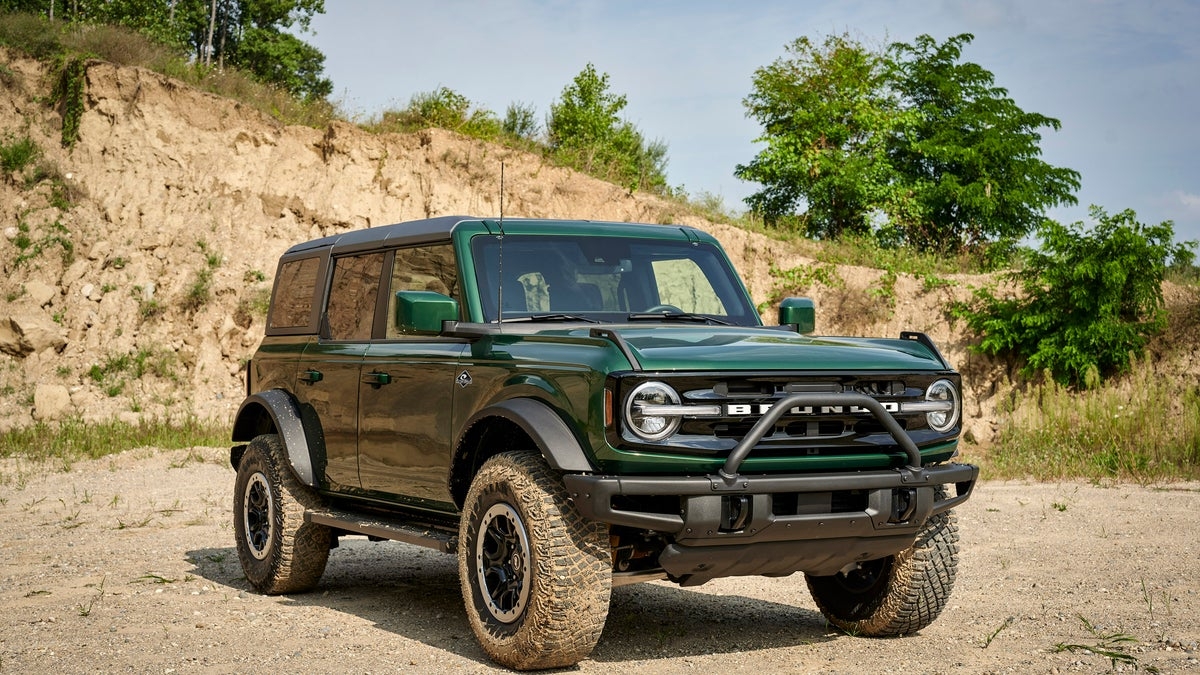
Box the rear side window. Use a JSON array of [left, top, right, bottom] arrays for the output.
[[326, 252, 385, 340], [268, 256, 321, 331]]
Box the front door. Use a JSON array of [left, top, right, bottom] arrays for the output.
[[357, 243, 465, 507]]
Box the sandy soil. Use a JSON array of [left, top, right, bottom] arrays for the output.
[[1, 446, 1197, 674]]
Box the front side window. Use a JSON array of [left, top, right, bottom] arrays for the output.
[[326, 252, 384, 340], [470, 234, 757, 325], [385, 244, 461, 337]]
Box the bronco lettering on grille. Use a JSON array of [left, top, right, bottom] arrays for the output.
[[725, 401, 901, 416]]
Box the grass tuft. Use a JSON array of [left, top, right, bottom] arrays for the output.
[[0, 416, 226, 464], [984, 356, 1200, 482]]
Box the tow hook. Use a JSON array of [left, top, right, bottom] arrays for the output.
[[891, 487, 918, 523], [720, 494, 752, 532]]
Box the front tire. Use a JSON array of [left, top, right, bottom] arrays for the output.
[[233, 434, 331, 594], [458, 450, 611, 670], [806, 503, 960, 636]]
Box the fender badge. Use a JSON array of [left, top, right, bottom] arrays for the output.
[[456, 370, 473, 388]]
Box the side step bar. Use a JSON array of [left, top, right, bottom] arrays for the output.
[[306, 508, 458, 554]]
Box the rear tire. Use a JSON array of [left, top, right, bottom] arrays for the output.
[[233, 434, 331, 594], [806, 501, 959, 636], [459, 450, 611, 670]]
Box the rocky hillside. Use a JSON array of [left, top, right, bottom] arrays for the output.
[[2, 49, 1196, 447]]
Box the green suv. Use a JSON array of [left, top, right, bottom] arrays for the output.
[[230, 216, 978, 670]]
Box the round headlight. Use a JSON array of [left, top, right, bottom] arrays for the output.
[[925, 379, 961, 433], [625, 381, 681, 441]]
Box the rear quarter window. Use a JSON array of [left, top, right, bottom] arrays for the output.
[[267, 256, 322, 333]]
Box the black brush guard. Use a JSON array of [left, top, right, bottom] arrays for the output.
[[563, 393, 978, 583]]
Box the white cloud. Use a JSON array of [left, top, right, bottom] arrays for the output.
[[1173, 191, 1200, 215]]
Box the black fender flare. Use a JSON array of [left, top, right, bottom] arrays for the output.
[[462, 398, 594, 472], [231, 389, 318, 487]]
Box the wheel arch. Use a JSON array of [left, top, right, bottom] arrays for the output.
[[449, 398, 594, 508], [231, 389, 319, 487]]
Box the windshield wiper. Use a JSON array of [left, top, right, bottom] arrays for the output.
[[626, 312, 734, 326], [501, 313, 600, 323]]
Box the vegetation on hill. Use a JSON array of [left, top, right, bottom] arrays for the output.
[[0, 0, 331, 100]]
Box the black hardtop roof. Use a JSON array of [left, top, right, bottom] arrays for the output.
[[281, 215, 708, 257]]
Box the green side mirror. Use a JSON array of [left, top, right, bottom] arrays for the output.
[[395, 290, 459, 334], [778, 297, 815, 334]]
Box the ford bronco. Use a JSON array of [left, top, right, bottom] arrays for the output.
[[230, 215, 978, 669]]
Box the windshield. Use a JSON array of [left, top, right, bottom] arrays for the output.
[[471, 234, 759, 325]]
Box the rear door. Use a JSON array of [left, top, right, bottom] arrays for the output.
[[292, 251, 385, 492]]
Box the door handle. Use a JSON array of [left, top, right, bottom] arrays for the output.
[[362, 371, 392, 388], [299, 369, 323, 385]]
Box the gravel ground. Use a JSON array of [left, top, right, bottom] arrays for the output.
[[1, 446, 1197, 674]]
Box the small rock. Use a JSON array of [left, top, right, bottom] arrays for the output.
[[0, 313, 68, 357], [25, 281, 58, 308], [33, 384, 72, 421]]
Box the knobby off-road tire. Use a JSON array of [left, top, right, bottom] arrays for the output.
[[806, 496, 960, 637], [233, 434, 331, 594], [458, 450, 612, 671]]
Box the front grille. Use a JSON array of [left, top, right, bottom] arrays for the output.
[[612, 371, 957, 460]]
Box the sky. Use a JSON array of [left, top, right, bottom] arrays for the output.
[[304, 0, 1200, 245]]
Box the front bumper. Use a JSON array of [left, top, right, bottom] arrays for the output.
[[563, 462, 978, 582]]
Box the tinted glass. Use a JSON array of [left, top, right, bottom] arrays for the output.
[[327, 253, 384, 340], [471, 235, 757, 325], [385, 244, 461, 337], [268, 256, 321, 330]]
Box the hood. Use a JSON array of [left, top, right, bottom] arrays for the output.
[[601, 326, 948, 372]]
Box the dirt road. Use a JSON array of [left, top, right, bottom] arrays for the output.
[[2, 446, 1197, 674]]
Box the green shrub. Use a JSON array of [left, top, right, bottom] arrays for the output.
[[88, 347, 178, 396], [12, 219, 73, 267], [0, 133, 40, 173], [371, 87, 502, 140], [181, 241, 221, 314], [0, 11, 62, 58], [954, 206, 1195, 387]]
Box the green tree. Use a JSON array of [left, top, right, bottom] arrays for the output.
[[735, 34, 906, 238], [738, 32, 1080, 252], [548, 63, 667, 193], [235, 25, 330, 100], [887, 34, 1081, 252], [954, 207, 1194, 387]]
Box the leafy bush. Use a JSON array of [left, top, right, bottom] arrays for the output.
[[954, 206, 1195, 387], [181, 240, 221, 314], [503, 101, 540, 141], [373, 87, 502, 139]]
